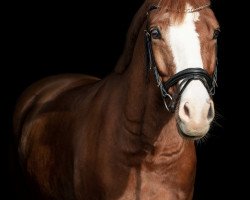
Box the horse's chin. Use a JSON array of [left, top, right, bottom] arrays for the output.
[[176, 122, 206, 141]]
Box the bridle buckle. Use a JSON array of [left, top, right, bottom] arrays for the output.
[[163, 93, 173, 112]]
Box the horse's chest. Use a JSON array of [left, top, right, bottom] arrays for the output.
[[117, 168, 190, 200]]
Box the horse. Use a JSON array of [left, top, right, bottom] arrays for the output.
[[13, 0, 220, 199]]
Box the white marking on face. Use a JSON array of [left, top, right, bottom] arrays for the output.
[[167, 4, 210, 122], [167, 5, 202, 72]]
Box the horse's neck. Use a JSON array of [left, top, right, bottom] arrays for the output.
[[122, 27, 156, 124]]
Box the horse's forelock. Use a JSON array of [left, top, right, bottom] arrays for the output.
[[159, 0, 210, 23]]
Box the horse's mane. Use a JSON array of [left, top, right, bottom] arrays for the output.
[[114, 0, 210, 74]]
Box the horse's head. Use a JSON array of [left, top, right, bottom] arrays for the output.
[[145, 0, 219, 139]]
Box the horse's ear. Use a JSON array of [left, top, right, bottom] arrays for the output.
[[114, 1, 149, 74]]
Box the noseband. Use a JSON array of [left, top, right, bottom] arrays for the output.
[[144, 5, 217, 112]]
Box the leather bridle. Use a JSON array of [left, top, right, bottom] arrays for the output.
[[144, 5, 218, 112]]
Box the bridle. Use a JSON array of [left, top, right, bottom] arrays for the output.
[[144, 4, 218, 112]]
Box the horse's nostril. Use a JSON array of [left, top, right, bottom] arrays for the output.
[[207, 102, 214, 121], [184, 102, 190, 118]]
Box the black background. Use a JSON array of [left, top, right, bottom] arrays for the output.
[[3, 0, 247, 199]]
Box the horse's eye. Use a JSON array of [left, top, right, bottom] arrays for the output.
[[213, 28, 220, 40], [150, 28, 161, 39]]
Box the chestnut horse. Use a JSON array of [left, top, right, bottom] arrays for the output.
[[13, 0, 219, 199]]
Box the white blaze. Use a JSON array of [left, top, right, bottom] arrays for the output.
[[168, 10, 202, 71], [167, 5, 210, 119]]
